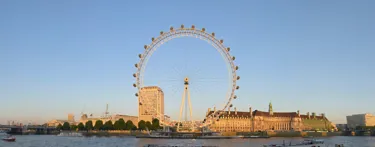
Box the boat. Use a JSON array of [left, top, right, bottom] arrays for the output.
[[57, 132, 83, 137], [263, 139, 325, 147], [2, 135, 16, 142]]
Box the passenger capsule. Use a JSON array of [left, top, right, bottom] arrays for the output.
[[211, 32, 215, 37], [236, 86, 240, 90], [227, 47, 230, 52], [151, 37, 155, 41], [133, 83, 136, 87], [135, 93, 138, 97], [160, 31, 163, 35], [170, 27, 174, 31], [237, 76, 240, 80], [181, 24, 184, 29], [235, 66, 239, 70], [202, 28, 205, 32], [144, 45, 148, 49], [234, 95, 237, 99], [230, 104, 233, 107], [138, 54, 142, 58], [232, 56, 236, 61], [220, 39, 224, 44], [191, 25, 195, 29], [133, 73, 136, 77], [134, 63, 138, 68]]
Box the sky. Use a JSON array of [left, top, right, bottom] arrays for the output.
[[0, 0, 374, 124]]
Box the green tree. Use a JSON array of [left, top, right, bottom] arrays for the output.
[[125, 120, 135, 130], [103, 120, 114, 130], [117, 119, 126, 130], [56, 123, 62, 130], [145, 121, 152, 130], [62, 122, 70, 130], [94, 120, 104, 130], [85, 120, 93, 130], [77, 123, 85, 131], [152, 119, 161, 130], [70, 124, 78, 131], [113, 120, 120, 130], [138, 120, 146, 130]]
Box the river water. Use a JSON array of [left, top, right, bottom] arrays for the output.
[[1, 135, 374, 147]]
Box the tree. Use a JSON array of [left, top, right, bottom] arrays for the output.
[[70, 125, 78, 131], [138, 120, 146, 130], [126, 120, 135, 130], [56, 124, 62, 130], [85, 120, 93, 130], [103, 120, 114, 130], [94, 120, 104, 130], [152, 119, 161, 130], [78, 123, 85, 131], [118, 119, 126, 130], [113, 120, 120, 130], [145, 121, 152, 130], [62, 122, 70, 130]]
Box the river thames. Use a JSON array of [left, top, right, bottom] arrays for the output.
[[1, 135, 375, 147]]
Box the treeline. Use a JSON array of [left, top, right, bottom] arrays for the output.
[[56, 118, 161, 131]]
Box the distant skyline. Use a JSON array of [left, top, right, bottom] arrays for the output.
[[1, 1, 375, 124]]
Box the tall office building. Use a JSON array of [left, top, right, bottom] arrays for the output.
[[347, 113, 375, 129], [138, 86, 164, 122]]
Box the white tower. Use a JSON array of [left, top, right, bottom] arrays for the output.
[[177, 77, 193, 132]]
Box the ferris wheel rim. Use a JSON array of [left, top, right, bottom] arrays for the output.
[[134, 25, 239, 128]]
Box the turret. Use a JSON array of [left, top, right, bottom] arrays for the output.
[[207, 108, 211, 116], [321, 113, 325, 118], [214, 106, 216, 112], [269, 102, 273, 116], [228, 107, 231, 115], [235, 107, 237, 115]]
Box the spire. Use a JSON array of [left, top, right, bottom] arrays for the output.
[[269, 101, 273, 115]]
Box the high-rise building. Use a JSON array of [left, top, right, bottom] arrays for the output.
[[138, 86, 164, 122], [347, 113, 375, 129], [68, 113, 75, 122]]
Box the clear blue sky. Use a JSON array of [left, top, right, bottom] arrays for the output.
[[1, 0, 374, 124]]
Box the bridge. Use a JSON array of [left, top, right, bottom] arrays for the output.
[[0, 125, 58, 135]]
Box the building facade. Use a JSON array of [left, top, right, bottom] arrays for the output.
[[138, 86, 164, 122], [207, 103, 335, 132], [347, 113, 375, 129]]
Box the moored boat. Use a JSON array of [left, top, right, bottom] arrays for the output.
[[2, 135, 16, 142]]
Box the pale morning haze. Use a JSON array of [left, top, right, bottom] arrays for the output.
[[1, 0, 374, 127]]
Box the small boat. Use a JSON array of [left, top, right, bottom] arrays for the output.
[[263, 139, 325, 147], [2, 135, 16, 142]]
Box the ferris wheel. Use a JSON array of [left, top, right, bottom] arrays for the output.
[[133, 24, 240, 128]]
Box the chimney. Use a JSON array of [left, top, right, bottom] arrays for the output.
[[297, 110, 300, 117], [249, 107, 253, 118], [228, 107, 231, 115], [312, 112, 316, 118], [307, 112, 310, 119], [235, 107, 237, 115]]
